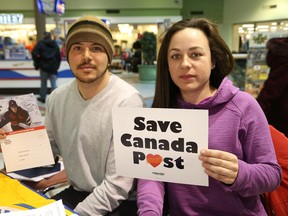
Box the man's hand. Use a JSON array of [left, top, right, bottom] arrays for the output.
[[22, 170, 68, 193], [198, 149, 239, 185], [0, 129, 7, 139], [0, 128, 7, 152]]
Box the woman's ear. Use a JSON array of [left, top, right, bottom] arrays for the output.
[[211, 61, 215, 69]]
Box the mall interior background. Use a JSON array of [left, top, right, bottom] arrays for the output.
[[1, 0, 288, 51], [0, 0, 288, 94]]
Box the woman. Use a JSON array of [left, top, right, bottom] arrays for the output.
[[137, 18, 281, 216]]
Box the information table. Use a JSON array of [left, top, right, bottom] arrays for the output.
[[0, 172, 76, 215]]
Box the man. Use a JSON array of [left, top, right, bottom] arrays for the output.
[[42, 16, 144, 215], [0, 100, 31, 131], [32, 31, 61, 103]]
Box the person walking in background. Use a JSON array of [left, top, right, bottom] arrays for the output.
[[132, 40, 142, 72], [32, 31, 61, 103], [59, 37, 66, 59], [0, 99, 31, 131], [137, 18, 281, 216], [257, 37, 288, 137]]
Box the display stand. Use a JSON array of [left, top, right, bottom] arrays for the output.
[[245, 31, 288, 98]]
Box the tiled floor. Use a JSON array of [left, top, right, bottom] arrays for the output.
[[118, 72, 155, 107]]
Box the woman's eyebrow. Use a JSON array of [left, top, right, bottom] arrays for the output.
[[168, 46, 204, 53]]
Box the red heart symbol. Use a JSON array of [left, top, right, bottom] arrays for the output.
[[147, 154, 162, 168]]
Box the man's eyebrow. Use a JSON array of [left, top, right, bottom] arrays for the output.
[[71, 42, 102, 46], [71, 42, 81, 46]]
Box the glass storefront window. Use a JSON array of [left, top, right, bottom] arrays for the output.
[[233, 20, 288, 53]]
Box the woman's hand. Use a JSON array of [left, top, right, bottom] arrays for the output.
[[198, 149, 239, 185]]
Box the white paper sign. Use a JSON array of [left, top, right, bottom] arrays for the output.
[[1, 200, 67, 216], [112, 107, 209, 186]]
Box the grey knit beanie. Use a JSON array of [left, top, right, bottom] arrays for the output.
[[65, 15, 114, 63]]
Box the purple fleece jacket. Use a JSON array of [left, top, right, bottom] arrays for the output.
[[137, 78, 281, 216]]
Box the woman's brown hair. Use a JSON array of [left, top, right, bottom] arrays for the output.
[[152, 18, 235, 108]]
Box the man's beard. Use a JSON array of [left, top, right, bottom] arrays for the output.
[[74, 64, 109, 84]]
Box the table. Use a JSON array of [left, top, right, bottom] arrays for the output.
[[0, 172, 75, 215]]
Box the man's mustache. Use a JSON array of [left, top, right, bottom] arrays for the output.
[[77, 62, 97, 69]]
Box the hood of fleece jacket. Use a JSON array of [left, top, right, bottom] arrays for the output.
[[266, 37, 288, 67], [179, 77, 239, 109], [43, 37, 58, 48]]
